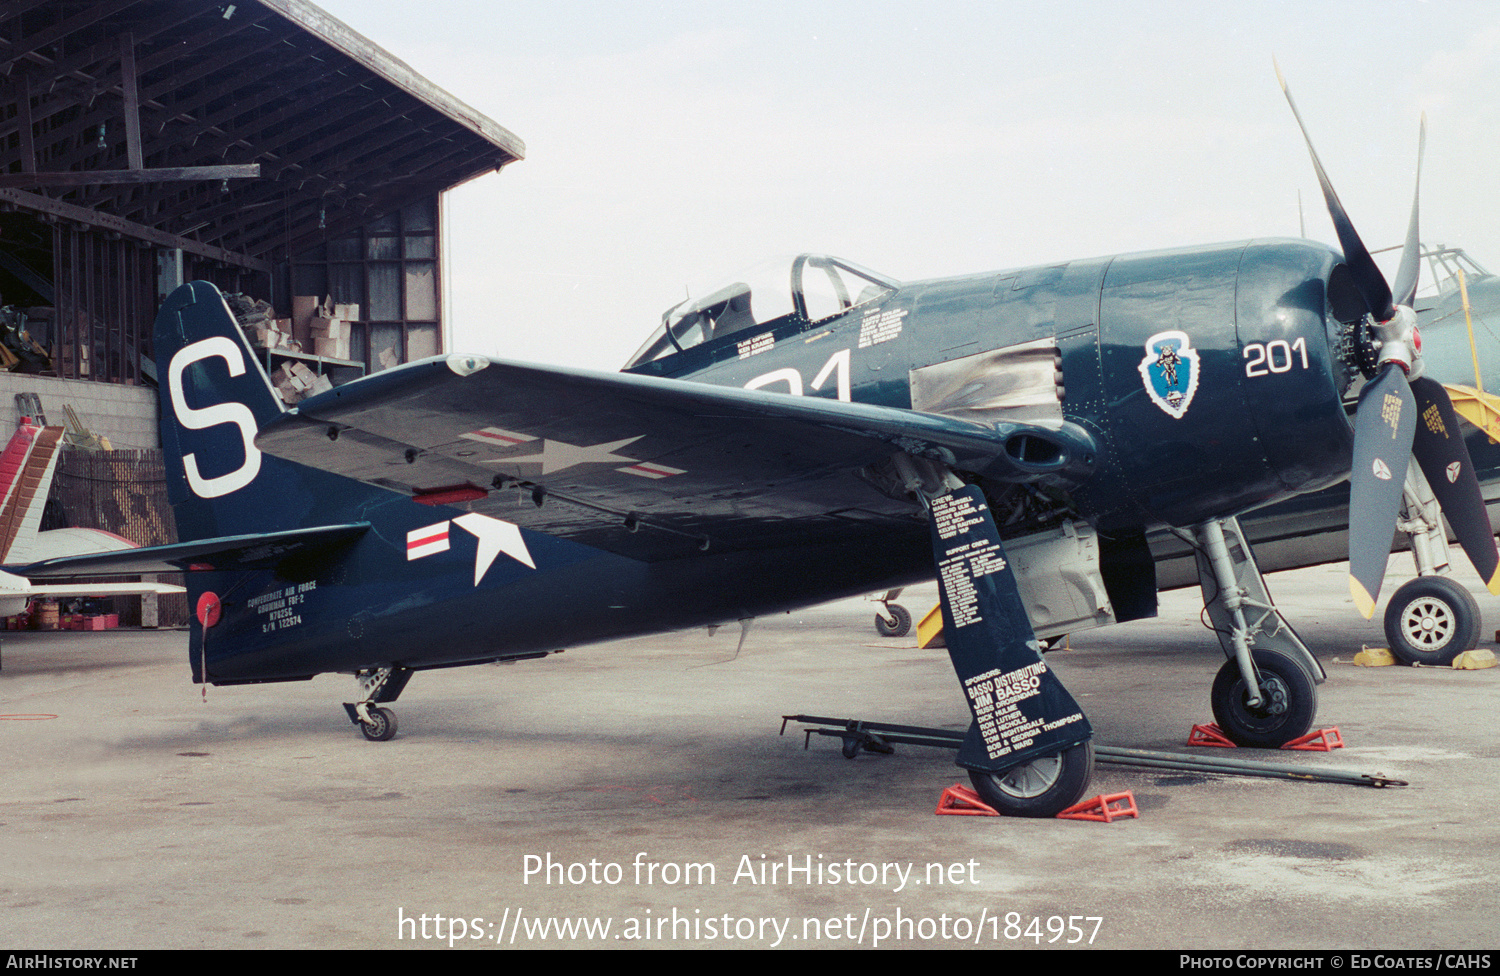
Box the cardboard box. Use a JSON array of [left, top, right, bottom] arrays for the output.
[[309, 318, 349, 340], [248, 325, 283, 348], [314, 337, 351, 360], [271, 363, 312, 404], [271, 364, 309, 389], [292, 295, 327, 342]]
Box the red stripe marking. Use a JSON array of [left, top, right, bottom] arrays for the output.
[[407, 527, 448, 550], [466, 429, 529, 445], [414, 485, 488, 506]]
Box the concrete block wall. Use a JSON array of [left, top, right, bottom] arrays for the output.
[[0, 374, 159, 449]]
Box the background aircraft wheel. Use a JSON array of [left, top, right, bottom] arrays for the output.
[[360, 706, 398, 742], [1210, 648, 1316, 748], [1382, 576, 1480, 666], [875, 604, 911, 638], [966, 740, 1094, 818]]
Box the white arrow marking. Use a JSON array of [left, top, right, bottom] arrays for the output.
[[453, 512, 535, 583]]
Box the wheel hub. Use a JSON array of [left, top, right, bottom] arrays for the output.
[[1400, 598, 1454, 649], [996, 755, 1064, 799], [1245, 674, 1288, 719]]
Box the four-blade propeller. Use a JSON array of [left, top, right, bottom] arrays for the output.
[[1277, 65, 1500, 617]]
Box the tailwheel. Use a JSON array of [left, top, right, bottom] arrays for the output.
[[360, 706, 398, 742], [344, 666, 412, 742], [875, 603, 912, 638], [966, 740, 1094, 818], [1210, 648, 1317, 748], [1382, 575, 1480, 666]]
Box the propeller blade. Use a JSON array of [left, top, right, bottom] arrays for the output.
[[1348, 364, 1418, 617], [1275, 61, 1395, 322], [1390, 115, 1426, 310], [1409, 376, 1500, 593]]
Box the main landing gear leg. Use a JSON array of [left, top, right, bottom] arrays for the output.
[[1184, 517, 1322, 747], [343, 666, 414, 742], [895, 455, 1094, 818]]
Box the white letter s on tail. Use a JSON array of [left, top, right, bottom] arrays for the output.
[[168, 336, 262, 499]]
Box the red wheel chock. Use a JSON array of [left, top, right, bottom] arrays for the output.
[[935, 784, 999, 816], [1280, 727, 1343, 751], [1188, 723, 1236, 747], [1057, 791, 1138, 822]]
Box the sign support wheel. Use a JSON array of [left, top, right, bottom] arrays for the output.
[[966, 740, 1094, 818]]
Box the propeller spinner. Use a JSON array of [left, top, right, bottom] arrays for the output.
[[1277, 67, 1500, 616]]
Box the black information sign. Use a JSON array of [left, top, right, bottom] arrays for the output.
[[926, 485, 1092, 773]]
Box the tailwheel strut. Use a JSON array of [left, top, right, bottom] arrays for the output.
[[343, 666, 413, 741]]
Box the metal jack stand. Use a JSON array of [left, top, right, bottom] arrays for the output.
[[782, 715, 1407, 789]]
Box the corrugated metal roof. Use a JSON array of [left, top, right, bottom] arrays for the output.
[[0, 0, 524, 265]]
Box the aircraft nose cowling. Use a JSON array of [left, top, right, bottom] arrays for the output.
[[1232, 239, 1358, 497], [1084, 238, 1355, 527]]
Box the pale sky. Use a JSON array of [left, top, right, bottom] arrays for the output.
[[310, 0, 1500, 371]]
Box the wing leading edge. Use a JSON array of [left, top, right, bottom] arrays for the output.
[[255, 356, 1097, 561]]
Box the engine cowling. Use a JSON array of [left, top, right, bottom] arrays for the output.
[[1070, 238, 1355, 529]]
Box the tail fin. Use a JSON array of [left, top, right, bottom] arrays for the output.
[[155, 281, 286, 542]]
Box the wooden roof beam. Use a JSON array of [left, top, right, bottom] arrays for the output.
[[0, 185, 270, 273], [0, 165, 261, 188], [0, 1, 226, 140], [0, 0, 142, 76]]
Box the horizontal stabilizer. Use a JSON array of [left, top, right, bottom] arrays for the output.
[[22, 581, 186, 598], [10, 522, 370, 579]]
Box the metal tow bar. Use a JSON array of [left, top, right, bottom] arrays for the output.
[[780, 714, 1408, 789]]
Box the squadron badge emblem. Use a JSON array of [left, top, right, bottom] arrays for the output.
[[1138, 330, 1201, 419]]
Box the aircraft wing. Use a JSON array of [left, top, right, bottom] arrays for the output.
[[255, 357, 1097, 561]]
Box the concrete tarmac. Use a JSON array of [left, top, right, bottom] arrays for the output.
[[1, 559, 1497, 950]]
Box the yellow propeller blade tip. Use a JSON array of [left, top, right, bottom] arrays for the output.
[[1485, 567, 1500, 597], [1350, 576, 1377, 619]]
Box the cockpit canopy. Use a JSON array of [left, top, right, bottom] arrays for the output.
[[1372, 243, 1493, 301], [625, 254, 898, 369]]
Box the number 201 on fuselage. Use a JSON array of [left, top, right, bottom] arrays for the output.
[[1244, 337, 1310, 378]]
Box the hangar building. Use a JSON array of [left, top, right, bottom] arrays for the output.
[[0, 0, 522, 619], [0, 0, 524, 449]]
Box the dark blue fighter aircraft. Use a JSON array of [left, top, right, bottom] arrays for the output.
[[14, 77, 1500, 817]]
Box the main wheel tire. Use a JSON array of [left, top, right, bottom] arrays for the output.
[[360, 706, 398, 742], [875, 604, 912, 638], [967, 740, 1094, 818], [1382, 576, 1481, 667], [1210, 648, 1317, 748]]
